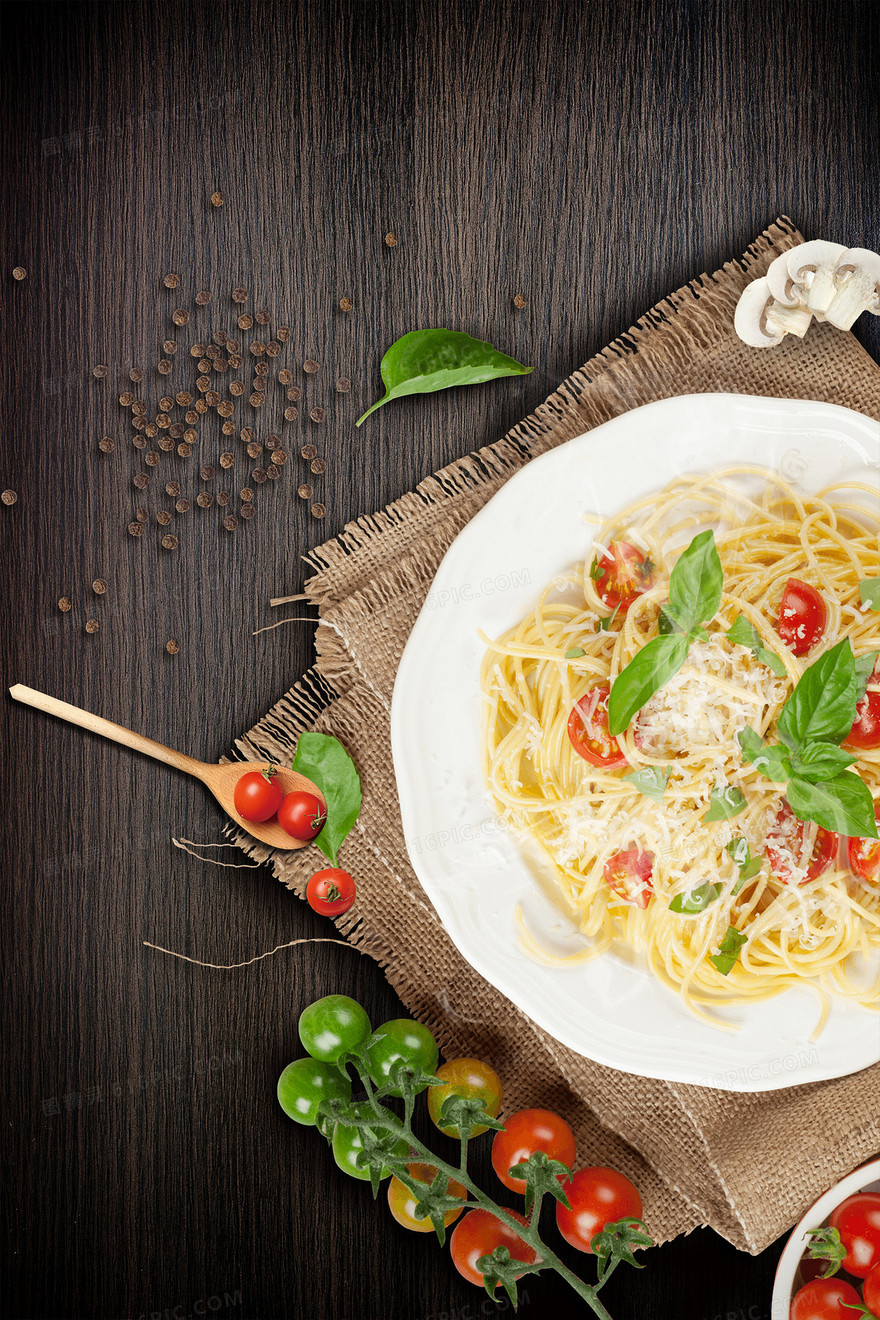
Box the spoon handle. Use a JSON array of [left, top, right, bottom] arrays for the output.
[[9, 684, 207, 778]]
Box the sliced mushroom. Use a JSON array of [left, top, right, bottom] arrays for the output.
[[786, 240, 847, 316], [766, 251, 803, 307], [734, 278, 785, 347], [824, 248, 880, 330]]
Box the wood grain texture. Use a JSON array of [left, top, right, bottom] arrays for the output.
[[1, 2, 877, 1317]]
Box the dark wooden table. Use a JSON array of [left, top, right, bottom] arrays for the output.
[[2, 3, 877, 1317]]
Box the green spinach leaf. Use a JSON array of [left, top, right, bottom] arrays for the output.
[[726, 613, 787, 678], [787, 771, 879, 839], [356, 329, 532, 426], [290, 732, 362, 864], [607, 633, 690, 736], [776, 639, 857, 750]]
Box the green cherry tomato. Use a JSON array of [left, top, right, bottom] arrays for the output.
[[277, 1057, 352, 1126], [298, 995, 371, 1063], [427, 1058, 504, 1137], [331, 1103, 410, 1181], [364, 1019, 439, 1097]]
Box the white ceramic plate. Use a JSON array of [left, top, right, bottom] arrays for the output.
[[771, 1158, 880, 1319], [391, 394, 880, 1090]]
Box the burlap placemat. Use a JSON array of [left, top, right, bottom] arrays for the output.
[[234, 218, 880, 1253]]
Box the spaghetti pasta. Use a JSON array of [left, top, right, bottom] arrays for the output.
[[480, 467, 880, 1032]]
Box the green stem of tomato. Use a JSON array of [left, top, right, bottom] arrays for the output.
[[343, 1066, 613, 1318], [530, 1189, 544, 1233], [594, 1255, 620, 1293]]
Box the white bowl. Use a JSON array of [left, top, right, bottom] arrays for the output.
[[771, 1158, 880, 1320]]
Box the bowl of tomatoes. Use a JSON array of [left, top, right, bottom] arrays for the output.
[[772, 1158, 880, 1319]]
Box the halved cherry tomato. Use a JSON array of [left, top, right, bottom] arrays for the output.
[[848, 803, 880, 883], [603, 847, 654, 908], [278, 790, 326, 841], [829, 1191, 880, 1279], [789, 1277, 864, 1320], [764, 802, 838, 886], [556, 1166, 643, 1254], [233, 767, 283, 822], [864, 1259, 880, 1313], [449, 1208, 536, 1289], [567, 683, 628, 770], [491, 1108, 577, 1193], [776, 578, 827, 656], [387, 1162, 466, 1233], [590, 540, 655, 613], [306, 868, 357, 916], [845, 677, 880, 751]]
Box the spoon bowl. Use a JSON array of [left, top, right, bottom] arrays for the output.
[[9, 684, 324, 852]]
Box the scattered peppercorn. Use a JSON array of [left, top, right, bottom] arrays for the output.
[[384, 233, 397, 247], [12, 267, 27, 281], [311, 503, 326, 518], [163, 273, 180, 289], [99, 437, 114, 453], [297, 483, 312, 499], [85, 619, 100, 634], [161, 534, 179, 549], [166, 638, 179, 654], [93, 364, 108, 378], [58, 597, 72, 612], [211, 192, 223, 207], [335, 377, 351, 393], [339, 297, 352, 311], [195, 289, 211, 305], [310, 407, 325, 423], [92, 579, 107, 595]]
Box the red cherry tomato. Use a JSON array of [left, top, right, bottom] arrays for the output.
[[603, 847, 654, 908], [848, 802, 880, 883], [845, 690, 880, 752], [449, 1208, 536, 1290], [555, 1166, 643, 1254], [789, 1277, 864, 1320], [829, 1191, 880, 1279], [278, 790, 327, 841], [764, 802, 838, 886], [306, 868, 356, 916], [567, 683, 629, 770], [864, 1260, 880, 1313], [591, 540, 655, 613], [776, 578, 827, 656], [491, 1109, 577, 1193], [233, 768, 283, 823]]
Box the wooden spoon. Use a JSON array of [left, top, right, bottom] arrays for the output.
[[9, 684, 323, 851]]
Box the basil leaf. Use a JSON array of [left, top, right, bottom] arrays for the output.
[[702, 784, 748, 822], [598, 603, 622, 632], [667, 530, 723, 632], [657, 604, 683, 636], [738, 728, 791, 782], [787, 772, 879, 839], [623, 766, 672, 801], [355, 329, 532, 426], [726, 613, 787, 678], [855, 649, 879, 700], [726, 837, 763, 889], [607, 633, 690, 736], [669, 883, 721, 914], [776, 639, 857, 751], [859, 577, 880, 611], [790, 742, 858, 782], [709, 927, 747, 976], [290, 732, 362, 864], [565, 647, 585, 659]]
